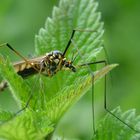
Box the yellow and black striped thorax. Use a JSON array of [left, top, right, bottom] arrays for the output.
[[13, 50, 76, 78]]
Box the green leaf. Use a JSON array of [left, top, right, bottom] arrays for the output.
[[94, 107, 140, 140], [0, 109, 13, 123], [0, 110, 54, 140], [35, 0, 104, 101], [0, 0, 119, 139], [44, 64, 118, 123], [0, 57, 30, 108]]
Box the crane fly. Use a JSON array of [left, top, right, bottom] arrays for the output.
[[0, 48, 76, 90], [0, 30, 77, 91], [0, 29, 139, 136]]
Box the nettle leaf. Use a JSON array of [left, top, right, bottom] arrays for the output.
[[0, 109, 13, 123], [0, 58, 54, 139], [44, 64, 118, 123], [35, 0, 104, 101], [0, 110, 54, 140], [0, 57, 30, 107], [94, 107, 140, 140], [0, 0, 125, 139]]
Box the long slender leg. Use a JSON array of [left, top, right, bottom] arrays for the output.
[[70, 29, 111, 81], [79, 60, 107, 134], [0, 77, 39, 126], [0, 43, 40, 72], [60, 27, 139, 135], [62, 29, 98, 57], [0, 43, 40, 91], [0, 43, 40, 71], [15, 74, 40, 115], [15, 61, 44, 114], [0, 43, 28, 91], [0, 43, 28, 62], [62, 30, 76, 56], [71, 36, 139, 137], [79, 60, 139, 133], [71, 38, 97, 134], [0, 62, 44, 126]]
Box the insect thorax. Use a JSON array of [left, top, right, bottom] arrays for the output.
[[41, 50, 76, 76], [41, 50, 65, 76]]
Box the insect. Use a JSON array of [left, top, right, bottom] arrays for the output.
[[0, 29, 139, 137]]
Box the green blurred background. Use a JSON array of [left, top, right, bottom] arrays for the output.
[[0, 0, 140, 139]]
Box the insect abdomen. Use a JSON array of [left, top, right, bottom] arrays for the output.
[[17, 67, 38, 78], [14, 62, 38, 78]]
